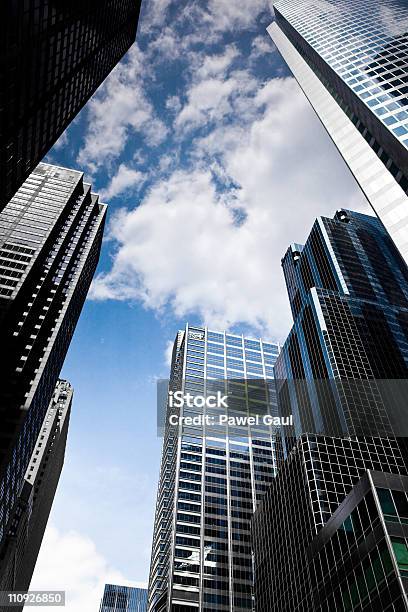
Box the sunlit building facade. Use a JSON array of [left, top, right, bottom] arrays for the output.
[[148, 325, 280, 612], [269, 0, 408, 262]]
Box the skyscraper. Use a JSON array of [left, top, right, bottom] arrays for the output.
[[148, 325, 280, 612], [253, 438, 408, 610], [252, 209, 408, 610], [269, 0, 408, 262], [0, 380, 72, 598], [100, 584, 148, 612], [0, 0, 141, 208], [276, 208, 408, 451], [0, 162, 106, 583]]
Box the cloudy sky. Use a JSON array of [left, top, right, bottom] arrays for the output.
[[31, 0, 370, 609]]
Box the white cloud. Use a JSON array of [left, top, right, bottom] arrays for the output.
[[158, 154, 176, 173], [171, 44, 262, 134], [204, 0, 272, 32], [196, 45, 240, 79], [99, 163, 145, 201], [250, 34, 276, 60], [133, 150, 147, 165], [90, 78, 370, 340], [77, 45, 167, 172], [162, 46, 242, 129], [166, 95, 182, 114], [140, 0, 173, 32], [143, 0, 272, 37], [175, 77, 236, 129], [175, 67, 258, 132], [30, 525, 146, 612], [146, 24, 184, 60], [137, 0, 274, 71]]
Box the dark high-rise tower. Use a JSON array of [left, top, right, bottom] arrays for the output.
[[269, 0, 408, 263], [276, 208, 408, 451], [148, 325, 280, 612], [254, 439, 408, 611], [0, 162, 106, 584], [253, 209, 408, 611], [0, 0, 141, 208], [0, 380, 72, 601]]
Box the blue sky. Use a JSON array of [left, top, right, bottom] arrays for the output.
[[30, 0, 370, 609]]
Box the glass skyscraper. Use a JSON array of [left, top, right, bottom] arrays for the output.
[[253, 209, 408, 611], [0, 162, 106, 588], [100, 584, 148, 612], [148, 325, 280, 612], [0, 0, 141, 208], [276, 208, 408, 450], [269, 0, 408, 263], [254, 438, 408, 610]]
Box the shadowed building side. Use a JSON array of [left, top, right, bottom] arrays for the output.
[[0, 380, 72, 608]]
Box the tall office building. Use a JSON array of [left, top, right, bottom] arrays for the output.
[[100, 584, 148, 612], [276, 208, 408, 450], [254, 439, 408, 611], [269, 0, 408, 262], [253, 209, 408, 610], [0, 0, 141, 208], [148, 325, 280, 612], [0, 163, 106, 579], [0, 380, 72, 600]]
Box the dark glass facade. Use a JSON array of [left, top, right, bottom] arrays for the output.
[[309, 471, 408, 611], [253, 209, 408, 610], [0, 163, 106, 582], [275, 209, 408, 451], [100, 584, 148, 612], [253, 440, 408, 611], [0, 0, 141, 208], [148, 325, 280, 612], [0, 380, 72, 603]]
